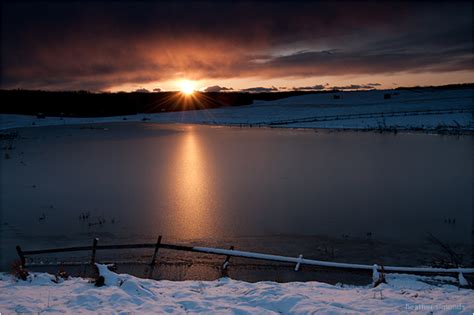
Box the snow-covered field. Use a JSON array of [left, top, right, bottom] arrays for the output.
[[1, 88, 473, 132], [1, 264, 473, 314], [1, 88, 473, 313]]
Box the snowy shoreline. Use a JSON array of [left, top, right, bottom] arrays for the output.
[[1, 115, 473, 136], [1, 264, 473, 314], [1, 89, 473, 133]]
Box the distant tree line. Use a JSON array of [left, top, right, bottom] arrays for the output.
[[0, 90, 325, 117], [0, 83, 471, 117], [393, 83, 473, 91]]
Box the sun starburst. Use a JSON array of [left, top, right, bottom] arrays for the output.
[[179, 80, 196, 95]]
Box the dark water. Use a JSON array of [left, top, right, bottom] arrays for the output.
[[1, 123, 472, 278]]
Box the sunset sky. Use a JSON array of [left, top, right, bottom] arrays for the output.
[[1, 1, 472, 92]]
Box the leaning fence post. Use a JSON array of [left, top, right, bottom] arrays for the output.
[[16, 245, 26, 267], [294, 254, 303, 271], [150, 235, 162, 266], [148, 235, 163, 279], [90, 238, 99, 264]]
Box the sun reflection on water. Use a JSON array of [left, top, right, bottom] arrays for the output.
[[169, 127, 216, 239]]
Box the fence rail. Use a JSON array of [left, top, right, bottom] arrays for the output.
[[16, 236, 474, 284], [264, 108, 473, 126], [210, 107, 472, 127]]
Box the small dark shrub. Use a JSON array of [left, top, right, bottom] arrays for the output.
[[11, 260, 29, 281]]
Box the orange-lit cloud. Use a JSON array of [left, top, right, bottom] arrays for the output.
[[1, 1, 472, 91]]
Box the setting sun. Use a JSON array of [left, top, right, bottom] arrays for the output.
[[179, 80, 196, 95]]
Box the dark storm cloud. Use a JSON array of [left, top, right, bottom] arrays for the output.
[[291, 83, 381, 91], [133, 88, 150, 93], [241, 86, 279, 93], [204, 85, 234, 92], [292, 84, 326, 91], [329, 84, 379, 90], [254, 45, 471, 77], [1, 1, 472, 90]]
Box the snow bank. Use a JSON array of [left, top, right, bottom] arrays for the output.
[[1, 88, 472, 132], [0, 265, 472, 314]]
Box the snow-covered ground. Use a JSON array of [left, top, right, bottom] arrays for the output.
[[1, 264, 473, 314], [1, 88, 473, 313], [1, 88, 473, 132]]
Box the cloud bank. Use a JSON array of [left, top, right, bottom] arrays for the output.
[[1, 1, 472, 90]]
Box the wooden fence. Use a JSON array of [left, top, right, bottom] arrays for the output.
[[16, 236, 474, 285]]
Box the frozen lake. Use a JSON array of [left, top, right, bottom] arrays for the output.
[[1, 123, 472, 275]]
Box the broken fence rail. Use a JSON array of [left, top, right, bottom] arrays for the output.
[[16, 237, 474, 277]]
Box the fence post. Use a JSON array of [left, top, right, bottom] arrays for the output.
[[90, 238, 99, 264], [150, 235, 162, 266], [148, 235, 163, 279], [294, 254, 303, 271], [222, 246, 234, 270], [16, 245, 26, 267]]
